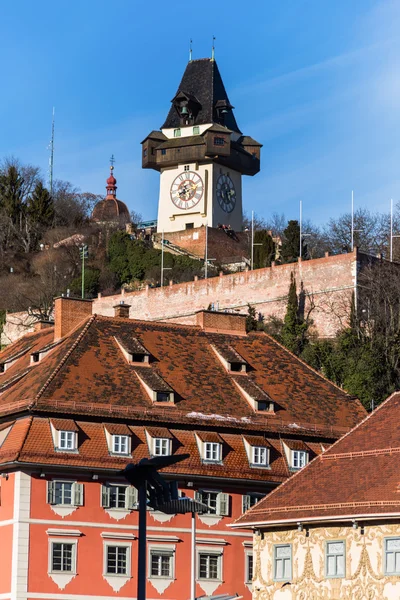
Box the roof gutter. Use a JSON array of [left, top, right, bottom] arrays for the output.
[[230, 511, 400, 530]]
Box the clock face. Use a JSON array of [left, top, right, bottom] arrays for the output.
[[170, 171, 204, 210], [216, 174, 236, 213]]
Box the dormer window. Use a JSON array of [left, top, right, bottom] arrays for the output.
[[154, 438, 171, 456], [135, 368, 175, 404], [31, 352, 40, 363], [174, 128, 181, 138], [59, 431, 77, 451], [193, 126, 200, 135], [204, 442, 221, 462], [115, 337, 150, 365], [50, 419, 79, 453], [233, 379, 275, 413], [112, 435, 129, 455], [252, 446, 269, 466], [211, 344, 249, 373], [292, 450, 308, 469]]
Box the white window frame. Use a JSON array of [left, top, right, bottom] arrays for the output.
[[104, 542, 131, 577], [153, 437, 171, 456], [245, 550, 253, 583], [204, 442, 222, 463], [49, 539, 77, 574], [112, 434, 130, 455], [195, 490, 229, 516], [325, 540, 345, 578], [251, 446, 269, 466], [149, 547, 175, 579], [292, 450, 308, 469], [384, 537, 400, 575], [197, 550, 222, 581], [273, 544, 292, 582], [101, 483, 137, 511], [48, 480, 83, 507], [58, 430, 77, 451], [242, 493, 265, 513]]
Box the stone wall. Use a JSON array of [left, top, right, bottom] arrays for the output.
[[93, 250, 358, 338]]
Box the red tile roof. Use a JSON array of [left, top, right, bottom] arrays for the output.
[[0, 314, 366, 484], [233, 392, 400, 527], [50, 418, 79, 432]]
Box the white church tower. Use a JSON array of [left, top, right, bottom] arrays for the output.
[[141, 56, 262, 233]]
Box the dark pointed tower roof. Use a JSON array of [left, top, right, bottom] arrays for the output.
[[161, 59, 241, 133], [91, 164, 130, 225]]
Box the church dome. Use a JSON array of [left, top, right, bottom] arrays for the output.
[[91, 164, 130, 225]]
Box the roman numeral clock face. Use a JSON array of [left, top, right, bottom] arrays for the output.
[[170, 172, 204, 210], [217, 174, 236, 213]]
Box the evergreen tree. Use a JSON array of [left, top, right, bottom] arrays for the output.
[[280, 220, 307, 263], [26, 182, 54, 227], [246, 304, 258, 332], [0, 165, 24, 223], [281, 272, 308, 354], [253, 230, 275, 269]]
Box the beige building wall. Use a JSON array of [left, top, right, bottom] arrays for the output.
[[254, 521, 400, 599]]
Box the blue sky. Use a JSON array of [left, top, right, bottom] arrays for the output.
[[1, 0, 399, 225]]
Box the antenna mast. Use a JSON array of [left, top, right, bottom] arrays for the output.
[[48, 107, 55, 196]]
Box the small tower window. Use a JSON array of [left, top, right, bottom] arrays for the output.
[[214, 137, 225, 146], [143, 148, 147, 157], [174, 128, 181, 138], [193, 126, 200, 135], [161, 149, 167, 156]]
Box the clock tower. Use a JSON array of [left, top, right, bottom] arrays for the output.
[[141, 57, 262, 233]]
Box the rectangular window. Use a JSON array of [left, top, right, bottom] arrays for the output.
[[242, 493, 265, 512], [154, 438, 170, 456], [199, 490, 218, 514], [150, 551, 173, 578], [54, 481, 73, 505], [106, 545, 128, 575], [213, 136, 225, 146], [109, 485, 128, 509], [274, 544, 292, 581], [204, 442, 221, 462], [246, 553, 253, 582], [193, 126, 200, 135], [326, 541, 345, 577], [385, 538, 400, 574], [199, 553, 221, 580], [184, 165, 190, 171], [156, 391, 170, 402], [112, 435, 129, 454], [161, 149, 166, 156], [51, 542, 74, 572], [252, 446, 268, 466], [292, 450, 307, 469], [59, 431, 75, 451], [143, 148, 147, 157], [174, 128, 181, 138]]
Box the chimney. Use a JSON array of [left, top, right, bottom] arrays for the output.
[[196, 309, 247, 336], [113, 302, 131, 319], [34, 320, 54, 332], [54, 297, 93, 340]]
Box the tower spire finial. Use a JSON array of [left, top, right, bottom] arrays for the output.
[[211, 36, 215, 61], [106, 155, 117, 198], [110, 154, 115, 169], [189, 38, 193, 62]]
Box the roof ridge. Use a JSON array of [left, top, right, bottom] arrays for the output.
[[258, 331, 355, 399], [29, 315, 97, 409]]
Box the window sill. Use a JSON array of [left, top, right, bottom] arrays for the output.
[[202, 460, 223, 466], [250, 464, 271, 469], [55, 449, 79, 454]]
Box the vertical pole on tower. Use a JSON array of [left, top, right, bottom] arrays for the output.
[[189, 39, 193, 62], [390, 198, 393, 262], [251, 211, 254, 270], [351, 190, 354, 251], [205, 222, 208, 279], [161, 230, 164, 287], [211, 36, 216, 61], [299, 200, 302, 260]]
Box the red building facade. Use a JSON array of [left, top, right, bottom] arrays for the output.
[[0, 298, 365, 600]]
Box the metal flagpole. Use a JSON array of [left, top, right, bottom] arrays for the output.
[[251, 211, 254, 270], [299, 200, 302, 259], [191, 511, 196, 600], [391, 198, 393, 262], [205, 222, 208, 279], [351, 190, 354, 251], [161, 230, 164, 287]]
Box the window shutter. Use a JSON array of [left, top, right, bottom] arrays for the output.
[[74, 483, 84, 506], [101, 485, 110, 508], [194, 491, 203, 504], [126, 486, 138, 509], [217, 492, 229, 516], [242, 494, 251, 513], [47, 480, 55, 505]]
